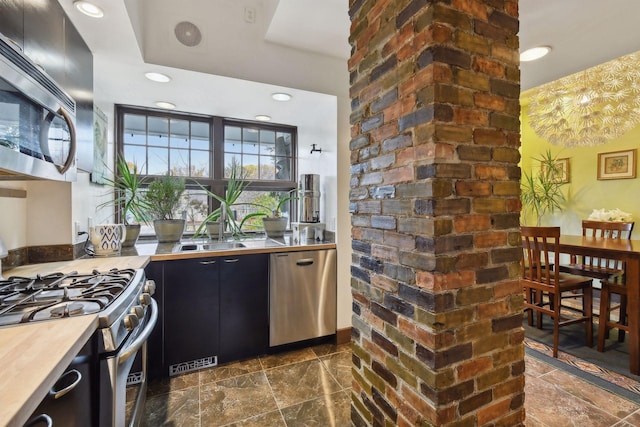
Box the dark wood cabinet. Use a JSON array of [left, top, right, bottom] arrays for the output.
[[219, 253, 269, 363], [23, 0, 65, 85], [145, 253, 269, 378], [163, 257, 219, 373]]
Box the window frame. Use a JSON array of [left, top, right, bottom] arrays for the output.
[[114, 105, 298, 236]]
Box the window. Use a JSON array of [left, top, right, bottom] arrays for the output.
[[115, 106, 297, 237]]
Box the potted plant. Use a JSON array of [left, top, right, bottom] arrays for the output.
[[261, 190, 298, 238], [144, 174, 186, 243], [194, 161, 266, 240], [521, 150, 566, 226], [98, 156, 150, 247]]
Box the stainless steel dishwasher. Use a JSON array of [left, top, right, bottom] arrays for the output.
[[269, 249, 337, 346]]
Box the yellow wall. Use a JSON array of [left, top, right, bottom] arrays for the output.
[[520, 102, 640, 235]]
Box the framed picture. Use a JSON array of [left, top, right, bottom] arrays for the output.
[[541, 157, 570, 183], [90, 106, 108, 184], [597, 149, 637, 180]]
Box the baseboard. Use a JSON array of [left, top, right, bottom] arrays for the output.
[[336, 327, 351, 345]]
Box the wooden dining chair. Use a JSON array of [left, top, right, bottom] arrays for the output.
[[559, 220, 634, 281], [521, 226, 594, 358]]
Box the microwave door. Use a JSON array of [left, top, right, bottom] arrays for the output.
[[40, 108, 76, 174]]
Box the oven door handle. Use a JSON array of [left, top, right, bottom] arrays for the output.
[[119, 298, 158, 364]]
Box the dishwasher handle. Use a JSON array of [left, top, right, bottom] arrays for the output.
[[296, 258, 315, 266]]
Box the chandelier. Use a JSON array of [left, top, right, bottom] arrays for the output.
[[528, 51, 640, 147]]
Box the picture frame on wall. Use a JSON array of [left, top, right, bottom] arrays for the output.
[[541, 157, 570, 184], [90, 106, 108, 184], [597, 149, 637, 180]]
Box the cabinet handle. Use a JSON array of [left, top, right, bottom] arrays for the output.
[[199, 260, 217, 265], [49, 369, 82, 399], [224, 258, 239, 263], [296, 258, 315, 266], [24, 414, 52, 427]]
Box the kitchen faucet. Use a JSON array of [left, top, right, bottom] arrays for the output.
[[219, 202, 226, 241]]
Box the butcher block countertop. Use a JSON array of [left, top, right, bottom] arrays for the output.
[[0, 256, 150, 427]]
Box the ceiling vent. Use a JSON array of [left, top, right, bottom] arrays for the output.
[[174, 21, 202, 47]]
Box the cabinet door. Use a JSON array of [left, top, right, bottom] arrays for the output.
[[23, 0, 65, 85], [164, 258, 219, 371], [219, 253, 268, 362]]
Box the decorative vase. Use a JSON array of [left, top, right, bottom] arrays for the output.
[[262, 217, 288, 238], [153, 219, 185, 243], [122, 224, 141, 247]]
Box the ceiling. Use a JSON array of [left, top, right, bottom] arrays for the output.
[[58, 0, 640, 130]]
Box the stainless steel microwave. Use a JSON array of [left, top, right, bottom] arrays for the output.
[[0, 32, 77, 181]]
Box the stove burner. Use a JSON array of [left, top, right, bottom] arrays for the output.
[[0, 268, 139, 327], [50, 302, 84, 318]]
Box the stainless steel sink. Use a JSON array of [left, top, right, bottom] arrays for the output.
[[178, 242, 246, 252]]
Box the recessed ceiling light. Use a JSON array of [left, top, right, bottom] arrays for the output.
[[255, 115, 271, 121], [155, 101, 176, 110], [520, 46, 552, 62], [145, 72, 172, 83], [271, 92, 292, 101], [74, 1, 104, 18]]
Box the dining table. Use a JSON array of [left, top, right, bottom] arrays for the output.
[[550, 234, 640, 375]]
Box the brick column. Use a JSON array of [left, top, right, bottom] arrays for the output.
[[348, 1, 523, 426]]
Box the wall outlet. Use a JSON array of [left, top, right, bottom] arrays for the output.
[[88, 217, 93, 230], [74, 221, 81, 236], [244, 7, 255, 23]]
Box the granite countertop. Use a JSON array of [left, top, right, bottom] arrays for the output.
[[0, 256, 150, 427]]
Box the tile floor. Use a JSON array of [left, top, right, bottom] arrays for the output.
[[143, 342, 640, 427]]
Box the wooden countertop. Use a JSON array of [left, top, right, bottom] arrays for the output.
[[0, 256, 150, 427]]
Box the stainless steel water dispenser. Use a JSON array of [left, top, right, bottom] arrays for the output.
[[298, 174, 320, 223]]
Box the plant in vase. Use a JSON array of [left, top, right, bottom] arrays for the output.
[[521, 149, 566, 226], [194, 161, 266, 240], [144, 174, 186, 243], [98, 156, 150, 247], [260, 190, 298, 238]]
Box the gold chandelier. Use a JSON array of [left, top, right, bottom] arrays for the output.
[[528, 51, 640, 147]]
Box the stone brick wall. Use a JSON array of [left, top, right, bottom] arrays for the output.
[[348, 0, 523, 425]]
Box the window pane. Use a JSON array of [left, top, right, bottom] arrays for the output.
[[170, 119, 189, 149], [275, 156, 291, 180], [225, 126, 242, 152], [148, 147, 168, 175], [124, 145, 147, 174], [170, 148, 189, 176], [191, 150, 209, 178], [260, 130, 275, 155], [123, 114, 147, 145], [148, 117, 169, 147], [260, 155, 276, 180], [275, 132, 292, 157], [242, 128, 259, 144], [243, 154, 259, 179], [191, 122, 209, 150], [242, 139, 259, 155], [183, 188, 209, 232], [224, 154, 241, 178]]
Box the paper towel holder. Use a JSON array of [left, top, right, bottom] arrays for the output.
[[310, 144, 322, 154]]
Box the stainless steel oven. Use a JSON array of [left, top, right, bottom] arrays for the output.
[[0, 268, 157, 427]]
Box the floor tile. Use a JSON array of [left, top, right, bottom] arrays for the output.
[[260, 347, 317, 370], [311, 342, 351, 357], [525, 372, 623, 426], [142, 386, 200, 427], [222, 410, 287, 427], [200, 371, 278, 426], [200, 358, 263, 385], [281, 389, 351, 427], [524, 356, 557, 378], [320, 351, 352, 389], [265, 359, 342, 408], [147, 371, 200, 397]]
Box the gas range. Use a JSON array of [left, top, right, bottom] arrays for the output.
[[5, 267, 159, 427]]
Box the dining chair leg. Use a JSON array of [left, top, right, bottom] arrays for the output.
[[597, 286, 611, 352], [585, 286, 593, 348], [618, 295, 627, 343], [552, 292, 560, 358]]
